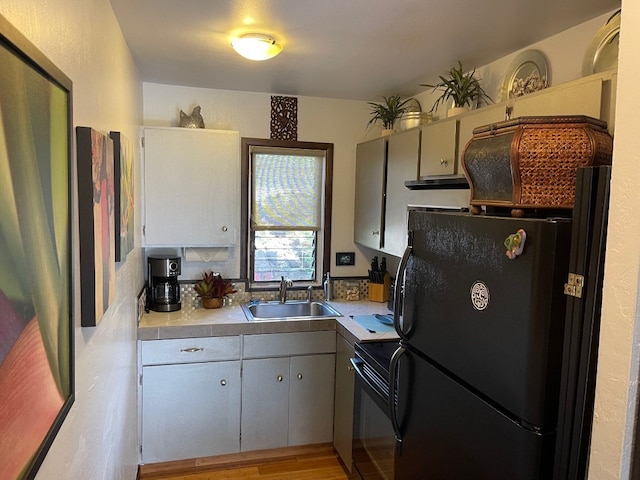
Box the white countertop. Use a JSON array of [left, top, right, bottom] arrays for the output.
[[138, 299, 398, 344]]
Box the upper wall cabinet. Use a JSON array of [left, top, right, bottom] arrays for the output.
[[384, 129, 420, 257], [419, 118, 459, 176], [354, 137, 387, 250], [142, 127, 240, 247]]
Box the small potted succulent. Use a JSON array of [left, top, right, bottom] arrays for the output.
[[194, 271, 237, 309], [366, 94, 413, 135], [422, 61, 492, 117]]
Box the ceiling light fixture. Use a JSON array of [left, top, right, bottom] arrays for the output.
[[231, 33, 283, 61]]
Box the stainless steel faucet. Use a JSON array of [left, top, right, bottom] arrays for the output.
[[307, 285, 313, 302], [279, 276, 293, 303]]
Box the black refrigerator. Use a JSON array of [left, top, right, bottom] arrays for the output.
[[390, 167, 610, 479]]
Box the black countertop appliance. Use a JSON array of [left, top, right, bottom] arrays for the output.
[[147, 255, 181, 312]]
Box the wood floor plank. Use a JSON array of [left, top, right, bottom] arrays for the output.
[[138, 444, 348, 480]]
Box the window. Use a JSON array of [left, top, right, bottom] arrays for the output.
[[241, 138, 333, 286]]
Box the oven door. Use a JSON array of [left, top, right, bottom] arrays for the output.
[[351, 355, 396, 480]]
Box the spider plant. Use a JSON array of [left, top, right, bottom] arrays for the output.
[[422, 61, 493, 113], [366, 94, 413, 130]]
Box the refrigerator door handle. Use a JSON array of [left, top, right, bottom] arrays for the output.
[[389, 344, 406, 443], [394, 239, 412, 341]]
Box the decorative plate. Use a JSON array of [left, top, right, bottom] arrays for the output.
[[501, 49, 549, 101], [581, 10, 620, 76]]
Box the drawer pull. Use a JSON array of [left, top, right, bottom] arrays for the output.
[[297, 373, 303, 380], [277, 375, 283, 382], [440, 158, 449, 165], [180, 347, 204, 353], [220, 379, 227, 386]]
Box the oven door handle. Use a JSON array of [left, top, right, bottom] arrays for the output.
[[350, 357, 384, 401], [389, 344, 406, 444]]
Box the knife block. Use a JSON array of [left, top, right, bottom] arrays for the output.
[[368, 273, 390, 302]]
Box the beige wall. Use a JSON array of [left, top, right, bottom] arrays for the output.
[[588, 1, 640, 478], [0, 0, 144, 479], [142, 85, 381, 279]]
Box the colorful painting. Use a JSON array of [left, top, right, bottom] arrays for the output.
[[0, 14, 74, 480], [109, 131, 134, 262], [77, 127, 115, 327]]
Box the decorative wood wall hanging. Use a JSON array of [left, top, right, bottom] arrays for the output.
[[0, 13, 74, 480], [270, 95, 298, 141]]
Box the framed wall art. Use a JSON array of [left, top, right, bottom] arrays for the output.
[[109, 131, 134, 262], [77, 126, 115, 327], [0, 13, 74, 480]]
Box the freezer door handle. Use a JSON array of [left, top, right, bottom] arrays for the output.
[[389, 344, 406, 443], [394, 238, 412, 341]]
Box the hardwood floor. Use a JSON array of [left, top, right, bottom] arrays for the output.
[[138, 444, 349, 480]]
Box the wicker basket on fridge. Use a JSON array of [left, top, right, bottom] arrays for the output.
[[461, 115, 613, 217]]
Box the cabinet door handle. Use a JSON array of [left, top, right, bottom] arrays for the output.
[[440, 158, 449, 165], [371, 230, 380, 236], [277, 375, 283, 382], [220, 379, 227, 386], [347, 365, 354, 372], [221, 225, 228, 232], [180, 347, 204, 353], [297, 373, 303, 380]]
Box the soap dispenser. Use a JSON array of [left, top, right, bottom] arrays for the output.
[[323, 273, 332, 301]]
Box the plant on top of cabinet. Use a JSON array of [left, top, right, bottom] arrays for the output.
[[421, 61, 493, 117], [367, 94, 413, 134], [194, 271, 237, 309]]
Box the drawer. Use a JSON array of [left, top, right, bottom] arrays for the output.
[[243, 331, 336, 359], [141, 336, 241, 365]]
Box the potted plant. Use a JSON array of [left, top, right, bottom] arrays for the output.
[[194, 271, 237, 309], [422, 61, 492, 117], [367, 94, 413, 135]]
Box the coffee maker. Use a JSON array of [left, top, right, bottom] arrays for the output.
[[147, 256, 181, 312]]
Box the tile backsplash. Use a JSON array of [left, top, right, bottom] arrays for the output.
[[177, 277, 372, 310]]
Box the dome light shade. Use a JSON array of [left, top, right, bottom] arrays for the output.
[[231, 33, 283, 61]]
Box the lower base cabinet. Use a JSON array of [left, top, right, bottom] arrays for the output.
[[141, 361, 241, 463], [139, 331, 337, 464], [241, 354, 336, 452], [333, 334, 355, 471]]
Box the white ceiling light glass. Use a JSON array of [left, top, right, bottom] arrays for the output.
[[231, 33, 283, 61]]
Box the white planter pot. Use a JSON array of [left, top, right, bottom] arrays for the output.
[[447, 106, 468, 117]]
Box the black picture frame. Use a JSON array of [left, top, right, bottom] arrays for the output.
[[336, 252, 356, 266], [0, 13, 74, 480]]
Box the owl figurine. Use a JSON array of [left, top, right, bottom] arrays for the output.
[[179, 105, 205, 128]]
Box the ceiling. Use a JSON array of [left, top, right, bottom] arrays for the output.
[[109, 0, 619, 101]]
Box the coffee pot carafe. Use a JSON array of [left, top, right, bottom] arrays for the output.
[[147, 256, 181, 312]]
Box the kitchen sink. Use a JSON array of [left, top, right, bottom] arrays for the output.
[[241, 300, 343, 321]]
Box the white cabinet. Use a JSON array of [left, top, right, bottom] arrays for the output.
[[289, 354, 336, 446], [142, 127, 240, 246], [139, 336, 241, 464], [241, 357, 290, 450], [384, 129, 419, 257], [354, 137, 386, 249], [241, 332, 336, 452], [419, 118, 459, 176], [333, 334, 355, 471]]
